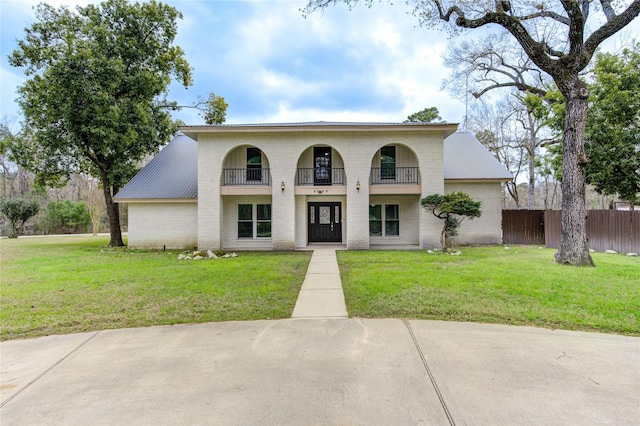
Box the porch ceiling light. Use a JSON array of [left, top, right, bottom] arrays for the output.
[[281, 181, 285, 192], [356, 180, 361, 192]]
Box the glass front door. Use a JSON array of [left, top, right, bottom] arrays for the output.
[[308, 202, 342, 242]]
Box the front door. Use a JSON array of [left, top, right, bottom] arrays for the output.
[[314, 147, 332, 185], [308, 202, 342, 243]]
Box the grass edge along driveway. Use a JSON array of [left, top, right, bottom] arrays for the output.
[[337, 247, 639, 336]]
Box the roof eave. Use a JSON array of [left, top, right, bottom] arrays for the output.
[[180, 122, 459, 140], [444, 177, 513, 182], [114, 198, 198, 204]]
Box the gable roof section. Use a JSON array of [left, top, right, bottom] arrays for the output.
[[444, 132, 513, 181], [114, 135, 197, 201]]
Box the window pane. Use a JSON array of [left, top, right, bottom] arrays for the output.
[[385, 221, 399, 236], [369, 205, 381, 220], [319, 206, 330, 224], [256, 222, 271, 238], [238, 222, 253, 238], [369, 220, 382, 236], [381, 146, 396, 163], [310, 206, 315, 224], [257, 204, 271, 221], [247, 148, 262, 165], [385, 204, 399, 220], [238, 204, 252, 220]]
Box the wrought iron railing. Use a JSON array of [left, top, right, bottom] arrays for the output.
[[222, 168, 271, 186], [296, 168, 346, 186], [369, 167, 419, 184]]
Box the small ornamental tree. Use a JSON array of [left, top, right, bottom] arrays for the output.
[[0, 197, 40, 238], [421, 191, 481, 252]]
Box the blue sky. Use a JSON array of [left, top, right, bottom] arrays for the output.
[[1, 0, 638, 128]]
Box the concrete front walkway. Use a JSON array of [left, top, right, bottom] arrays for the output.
[[291, 249, 347, 318]]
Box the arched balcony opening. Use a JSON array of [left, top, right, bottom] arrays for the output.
[[221, 145, 271, 187], [369, 144, 420, 186], [295, 145, 346, 187]]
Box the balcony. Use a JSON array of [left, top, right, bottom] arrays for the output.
[[369, 167, 421, 195], [370, 167, 419, 185], [221, 168, 272, 195], [222, 168, 272, 186], [296, 168, 346, 186]]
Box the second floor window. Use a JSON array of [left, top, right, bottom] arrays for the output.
[[247, 147, 262, 181], [381, 146, 396, 179]]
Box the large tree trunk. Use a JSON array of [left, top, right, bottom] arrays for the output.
[[100, 170, 124, 247], [527, 151, 535, 209], [554, 79, 594, 266]]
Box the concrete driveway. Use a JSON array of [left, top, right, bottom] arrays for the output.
[[1, 319, 638, 425]]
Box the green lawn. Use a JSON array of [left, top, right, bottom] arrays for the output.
[[337, 247, 640, 335], [1, 236, 311, 340], [2, 237, 638, 340]]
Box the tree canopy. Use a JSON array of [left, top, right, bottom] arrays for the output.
[[404, 106, 442, 123], [585, 44, 640, 203], [9, 0, 193, 246]]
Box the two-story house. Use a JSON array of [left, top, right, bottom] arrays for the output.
[[114, 122, 512, 250]]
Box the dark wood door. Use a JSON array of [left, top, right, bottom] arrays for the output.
[[314, 147, 332, 185], [308, 202, 342, 242]]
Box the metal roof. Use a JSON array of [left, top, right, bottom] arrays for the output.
[[444, 132, 513, 180], [114, 135, 197, 201]]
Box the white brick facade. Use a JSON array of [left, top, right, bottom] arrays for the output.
[[189, 125, 459, 251], [444, 181, 505, 245], [127, 202, 197, 249]]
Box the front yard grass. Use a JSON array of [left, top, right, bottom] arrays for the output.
[[1, 236, 311, 340], [337, 247, 640, 335], [2, 237, 638, 340]]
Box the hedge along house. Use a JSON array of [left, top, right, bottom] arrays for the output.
[[114, 122, 512, 250]]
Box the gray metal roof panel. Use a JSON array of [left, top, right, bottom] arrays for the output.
[[444, 132, 513, 180], [114, 135, 197, 200]]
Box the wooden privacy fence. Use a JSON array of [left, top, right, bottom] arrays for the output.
[[502, 210, 545, 245], [503, 210, 640, 253]]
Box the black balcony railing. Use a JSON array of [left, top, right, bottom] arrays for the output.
[[222, 168, 271, 186], [296, 168, 346, 186], [370, 167, 419, 185]]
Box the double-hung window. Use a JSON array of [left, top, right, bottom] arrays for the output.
[[369, 204, 399, 236], [238, 204, 271, 239]]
